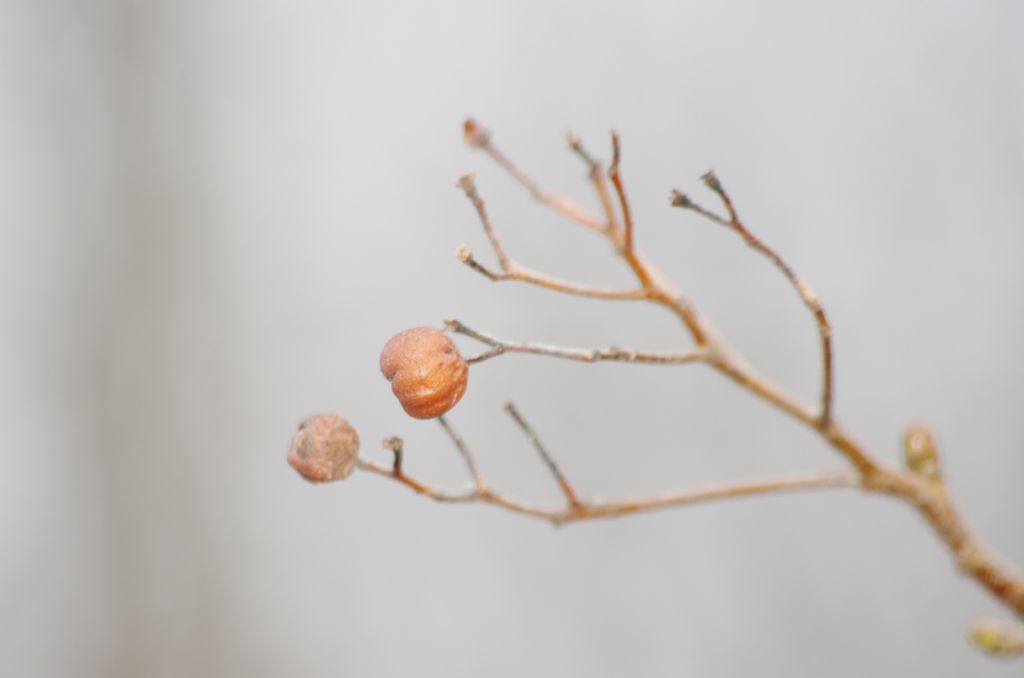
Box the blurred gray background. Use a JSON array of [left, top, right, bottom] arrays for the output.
[[3, 1, 1023, 676]]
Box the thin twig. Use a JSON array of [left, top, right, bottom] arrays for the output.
[[971, 618, 1024, 656], [578, 470, 858, 521], [464, 118, 607, 233], [463, 120, 707, 345], [668, 189, 730, 225], [504, 402, 582, 509], [382, 436, 404, 475], [672, 173, 835, 425], [447, 319, 707, 366], [454, 178, 647, 301], [357, 443, 858, 526], [567, 131, 620, 237], [456, 174, 510, 270], [608, 131, 654, 290], [454, 245, 646, 301], [438, 415, 485, 491]]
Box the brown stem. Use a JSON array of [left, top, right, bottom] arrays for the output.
[[567, 131, 620, 237], [672, 175, 835, 425], [861, 469, 1024, 617], [447, 319, 707, 366], [438, 415, 485, 491], [504, 402, 582, 510], [447, 119, 1024, 632], [608, 131, 654, 290], [383, 436, 404, 475], [358, 449, 857, 526]]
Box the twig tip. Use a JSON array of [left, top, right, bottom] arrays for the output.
[[463, 118, 490, 147], [382, 436, 404, 474], [669, 189, 693, 208], [701, 169, 723, 193]]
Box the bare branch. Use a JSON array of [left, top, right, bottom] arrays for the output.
[[576, 470, 858, 521], [357, 441, 858, 526], [669, 189, 729, 225], [454, 245, 646, 301], [456, 173, 510, 270], [442, 120, 1024, 628], [278, 120, 1024, 644], [454, 181, 646, 301], [438, 415, 485, 491], [608, 131, 654, 290], [672, 172, 835, 426], [356, 456, 477, 503], [504, 402, 581, 509], [972, 618, 1024, 656], [446, 319, 707, 366], [464, 118, 607, 232], [356, 441, 1024, 619], [567, 131, 620, 236]]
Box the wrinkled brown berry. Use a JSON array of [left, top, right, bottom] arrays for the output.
[[380, 327, 468, 419], [287, 414, 360, 482]]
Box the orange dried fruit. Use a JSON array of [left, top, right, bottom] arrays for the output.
[[380, 327, 468, 419]]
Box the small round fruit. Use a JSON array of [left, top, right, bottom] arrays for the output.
[[380, 327, 468, 419], [287, 414, 360, 482]]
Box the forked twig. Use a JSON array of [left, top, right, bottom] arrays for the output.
[[360, 418, 859, 526], [455, 175, 646, 301], [464, 119, 607, 233], [671, 173, 835, 425], [352, 120, 1024, 649], [446, 319, 707, 366]]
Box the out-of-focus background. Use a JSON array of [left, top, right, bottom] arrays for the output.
[[3, 1, 1023, 676]]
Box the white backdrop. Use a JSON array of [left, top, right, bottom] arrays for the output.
[[3, 1, 1023, 676]]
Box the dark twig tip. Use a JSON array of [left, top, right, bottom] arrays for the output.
[[701, 170, 723, 193], [670, 189, 693, 208], [609, 129, 622, 170], [382, 436, 404, 475]]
